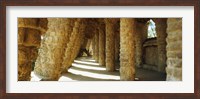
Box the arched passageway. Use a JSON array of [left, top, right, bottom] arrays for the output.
[[18, 18, 182, 81]]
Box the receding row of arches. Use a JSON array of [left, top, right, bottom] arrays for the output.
[[18, 18, 182, 81]]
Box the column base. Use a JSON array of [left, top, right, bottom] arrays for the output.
[[120, 66, 135, 81]]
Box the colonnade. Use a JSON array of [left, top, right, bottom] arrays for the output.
[[17, 18, 182, 81]]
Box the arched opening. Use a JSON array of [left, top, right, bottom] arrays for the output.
[[147, 19, 157, 38]]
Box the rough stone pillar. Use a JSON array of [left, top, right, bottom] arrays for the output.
[[18, 18, 47, 81], [92, 37, 96, 59], [166, 18, 182, 81], [34, 18, 74, 80], [95, 29, 99, 62], [120, 18, 136, 80], [135, 22, 144, 68], [105, 18, 117, 71], [154, 18, 167, 72], [62, 19, 86, 72], [86, 39, 92, 51], [98, 21, 106, 66]]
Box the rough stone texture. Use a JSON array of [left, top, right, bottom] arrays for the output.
[[142, 23, 148, 41], [18, 18, 48, 34], [62, 19, 86, 73], [120, 18, 136, 80], [115, 21, 120, 62], [92, 37, 96, 59], [18, 45, 32, 81], [144, 46, 158, 66], [166, 18, 182, 81], [105, 18, 117, 72], [154, 18, 167, 73], [34, 18, 75, 80], [135, 22, 144, 68], [18, 18, 47, 81], [143, 38, 158, 69], [86, 39, 92, 51], [84, 19, 96, 39], [95, 29, 99, 62], [98, 21, 106, 66]]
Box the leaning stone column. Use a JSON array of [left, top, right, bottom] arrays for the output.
[[62, 19, 86, 72], [105, 18, 117, 71], [18, 18, 47, 81], [166, 18, 182, 81], [154, 18, 167, 72], [98, 20, 106, 66], [120, 18, 136, 80], [34, 18, 73, 80]]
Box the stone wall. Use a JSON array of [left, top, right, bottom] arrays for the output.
[[154, 18, 167, 73], [135, 22, 144, 68], [166, 18, 182, 81]]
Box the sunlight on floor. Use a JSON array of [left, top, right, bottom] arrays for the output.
[[68, 68, 120, 80], [30, 72, 41, 81], [58, 76, 77, 81], [72, 63, 106, 70], [74, 60, 99, 66], [86, 59, 96, 62], [31, 57, 120, 81]]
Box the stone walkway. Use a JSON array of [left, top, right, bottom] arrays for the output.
[[59, 56, 120, 81], [59, 56, 166, 81], [31, 56, 166, 81]]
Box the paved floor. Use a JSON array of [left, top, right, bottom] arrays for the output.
[[31, 56, 166, 81], [59, 56, 166, 81]]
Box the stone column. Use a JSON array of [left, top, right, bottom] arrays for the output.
[[166, 18, 182, 81], [95, 29, 99, 62], [120, 18, 136, 80], [105, 18, 117, 72], [62, 19, 86, 72], [86, 39, 92, 51], [18, 18, 47, 81], [92, 37, 96, 59], [34, 18, 74, 80], [98, 21, 106, 66], [154, 18, 167, 72]]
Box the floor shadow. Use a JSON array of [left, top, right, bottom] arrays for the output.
[[135, 68, 166, 81], [62, 72, 119, 81], [70, 66, 120, 76]]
